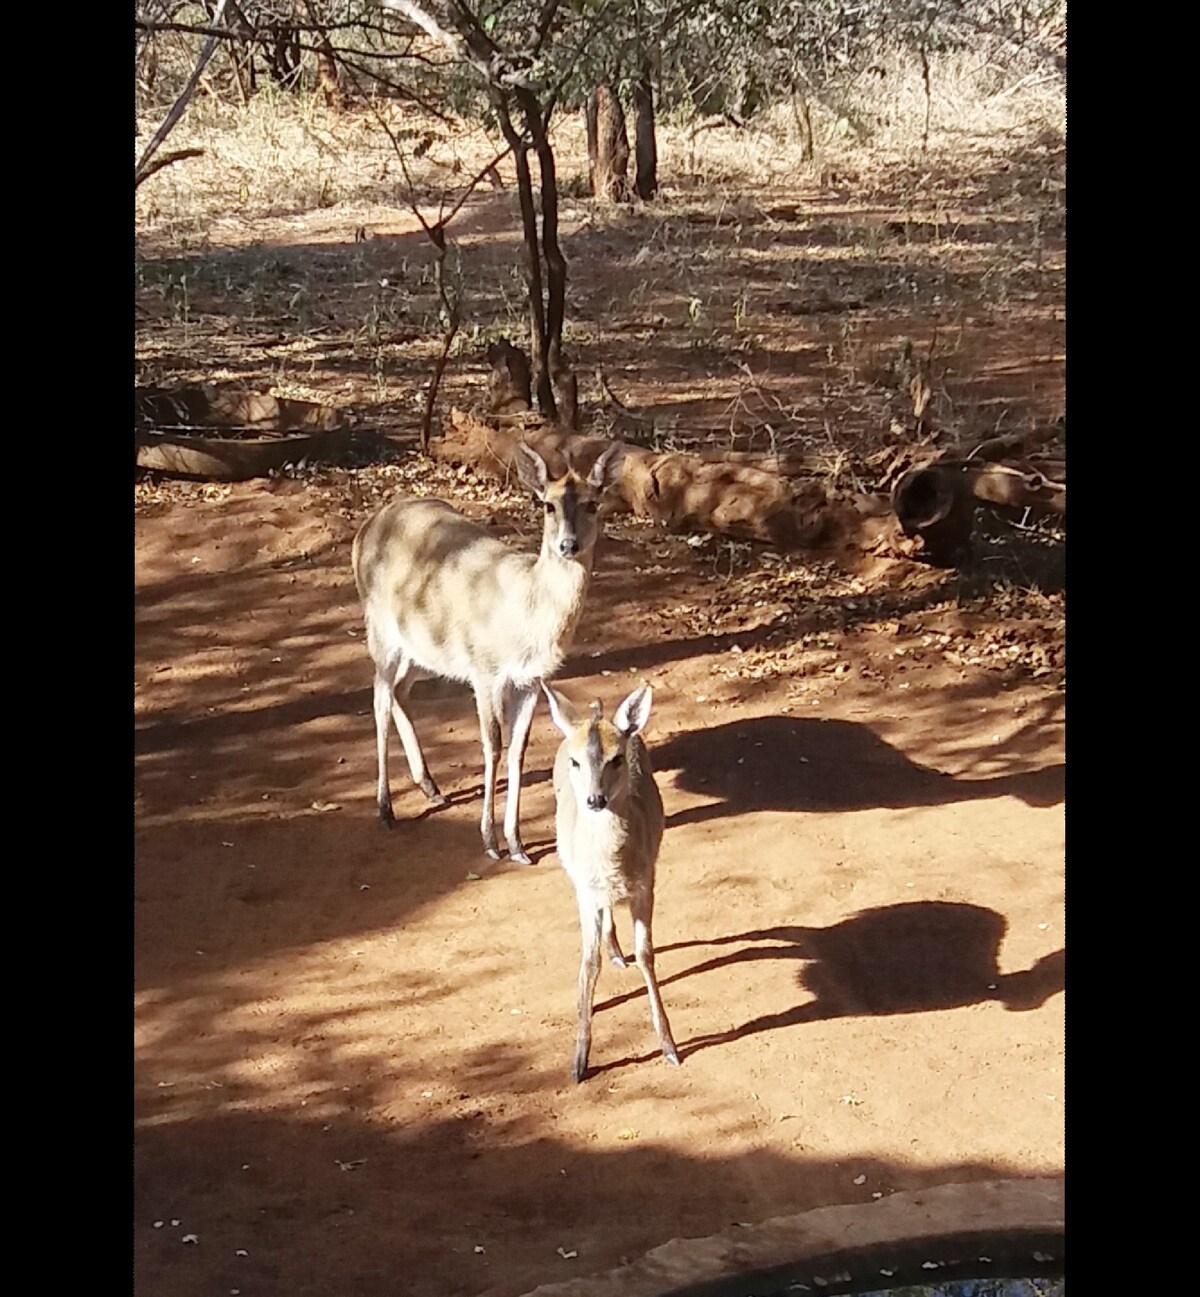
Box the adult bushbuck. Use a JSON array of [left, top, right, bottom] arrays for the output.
[[544, 682, 680, 1082], [352, 440, 626, 863]]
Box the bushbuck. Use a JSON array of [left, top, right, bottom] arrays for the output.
[[352, 439, 625, 863], [543, 682, 680, 1082]]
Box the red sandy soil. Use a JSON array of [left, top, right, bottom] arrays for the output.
[[135, 473, 1063, 1297]]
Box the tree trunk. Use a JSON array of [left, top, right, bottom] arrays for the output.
[[790, 89, 814, 163], [589, 84, 629, 201], [223, 0, 258, 101], [302, 0, 343, 108], [584, 94, 598, 187], [515, 143, 556, 416], [269, 25, 301, 87], [494, 96, 558, 419], [530, 116, 577, 428], [633, 64, 658, 200]]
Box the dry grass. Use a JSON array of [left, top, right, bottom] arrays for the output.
[[135, 89, 507, 245], [135, 45, 1064, 595], [136, 46, 1062, 243]]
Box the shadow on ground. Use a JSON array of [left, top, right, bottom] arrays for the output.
[[652, 716, 1063, 824], [589, 900, 1063, 1075], [134, 1099, 1037, 1297]]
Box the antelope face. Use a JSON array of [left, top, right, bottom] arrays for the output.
[[515, 441, 626, 561], [544, 684, 653, 813]]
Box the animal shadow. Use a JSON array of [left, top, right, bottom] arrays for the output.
[[593, 901, 1064, 1067], [653, 715, 1063, 827]]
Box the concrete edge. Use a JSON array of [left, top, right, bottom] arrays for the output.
[[490, 1177, 1064, 1297]]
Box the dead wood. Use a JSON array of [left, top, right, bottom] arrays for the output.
[[892, 456, 1065, 565], [462, 346, 1063, 568], [134, 148, 205, 186], [486, 339, 533, 415], [962, 424, 1061, 463], [435, 409, 894, 555], [135, 0, 227, 188]]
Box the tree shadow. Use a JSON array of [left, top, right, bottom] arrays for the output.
[[134, 1100, 1037, 1297], [652, 715, 1063, 825], [590, 901, 1064, 1072]]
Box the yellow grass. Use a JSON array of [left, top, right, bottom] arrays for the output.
[[136, 47, 1063, 245]]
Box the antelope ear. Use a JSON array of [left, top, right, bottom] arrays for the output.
[[515, 441, 550, 499], [587, 441, 626, 494], [542, 683, 579, 737], [614, 684, 652, 737]]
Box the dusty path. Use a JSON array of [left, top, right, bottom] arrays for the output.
[[134, 477, 1064, 1297]]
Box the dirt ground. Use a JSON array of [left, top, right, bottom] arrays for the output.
[[134, 469, 1064, 1297], [136, 111, 1064, 1295]]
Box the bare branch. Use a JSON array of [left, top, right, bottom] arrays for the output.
[[136, 0, 228, 188], [135, 19, 241, 37], [334, 50, 457, 122], [372, 0, 471, 62], [531, 0, 564, 55], [438, 146, 515, 226], [135, 147, 206, 186]]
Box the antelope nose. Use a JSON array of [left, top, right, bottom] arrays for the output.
[[558, 537, 580, 558], [587, 793, 607, 811]]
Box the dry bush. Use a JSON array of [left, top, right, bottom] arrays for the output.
[[135, 38, 1063, 245], [651, 46, 1064, 187], [135, 89, 507, 243], [825, 44, 1065, 151]]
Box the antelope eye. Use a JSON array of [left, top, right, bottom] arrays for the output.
[[544, 502, 556, 515], [569, 757, 579, 769], [583, 500, 598, 514]]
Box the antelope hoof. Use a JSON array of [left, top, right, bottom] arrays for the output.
[[663, 1044, 681, 1067], [483, 846, 501, 861], [609, 952, 628, 969], [572, 1056, 589, 1085], [378, 803, 396, 828], [420, 778, 447, 807], [508, 843, 533, 865]]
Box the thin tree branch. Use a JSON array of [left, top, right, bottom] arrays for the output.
[[136, 0, 229, 187], [334, 50, 457, 121], [136, 19, 241, 37], [372, 0, 472, 63], [531, 0, 563, 56], [135, 147, 206, 185]]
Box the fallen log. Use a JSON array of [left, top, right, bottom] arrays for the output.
[[892, 458, 1066, 565], [435, 409, 896, 554], [461, 342, 1063, 567]]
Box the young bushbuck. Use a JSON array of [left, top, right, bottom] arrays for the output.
[[543, 682, 680, 1083], [352, 440, 626, 863]]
